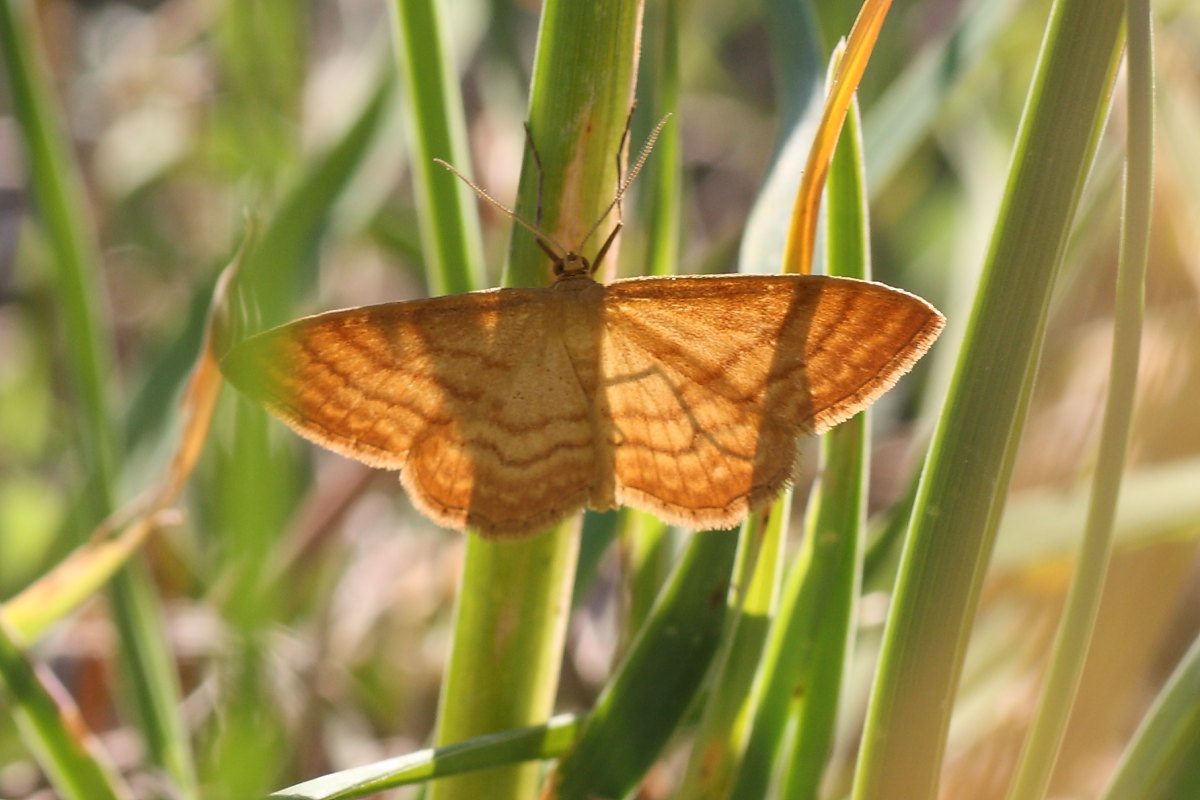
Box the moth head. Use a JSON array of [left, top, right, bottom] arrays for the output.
[[552, 251, 592, 279]]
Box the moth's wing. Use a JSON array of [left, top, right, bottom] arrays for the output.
[[220, 289, 597, 538], [600, 274, 944, 529]]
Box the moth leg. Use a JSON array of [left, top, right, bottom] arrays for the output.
[[522, 122, 547, 228]]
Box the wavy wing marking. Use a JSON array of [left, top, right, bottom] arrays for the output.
[[221, 289, 597, 537], [600, 274, 944, 527]]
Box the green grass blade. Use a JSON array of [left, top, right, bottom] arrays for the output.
[[0, 1, 196, 792], [634, 0, 681, 278], [678, 511, 784, 800], [618, 511, 675, 641], [657, 0, 787, 791], [1100, 633, 1200, 800], [123, 283, 214, 453], [270, 714, 586, 800], [778, 94, 871, 800], [850, 1, 1126, 797], [675, 8, 828, 794], [726, 96, 872, 800], [0, 0, 117, 494], [573, 510, 623, 608], [1005, 0, 1152, 794], [0, 621, 130, 800], [551, 530, 739, 799], [108, 570, 198, 797], [670, 509, 769, 797], [390, 0, 486, 295], [670, 9, 826, 781]]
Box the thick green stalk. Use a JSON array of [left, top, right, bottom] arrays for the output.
[[504, 1, 645, 287], [429, 2, 644, 799], [851, 0, 1125, 797]]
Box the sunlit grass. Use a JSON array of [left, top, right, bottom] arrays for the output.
[[0, 0, 1197, 798]]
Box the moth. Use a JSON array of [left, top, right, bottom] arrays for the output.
[[221, 123, 944, 537]]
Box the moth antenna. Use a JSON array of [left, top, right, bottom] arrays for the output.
[[577, 113, 672, 251], [433, 158, 569, 257], [614, 103, 637, 223]]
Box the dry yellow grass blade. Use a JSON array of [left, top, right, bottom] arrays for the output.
[[783, 0, 894, 275], [1, 268, 230, 641]]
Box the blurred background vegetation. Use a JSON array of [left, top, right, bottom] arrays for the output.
[[0, 0, 1198, 798]]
